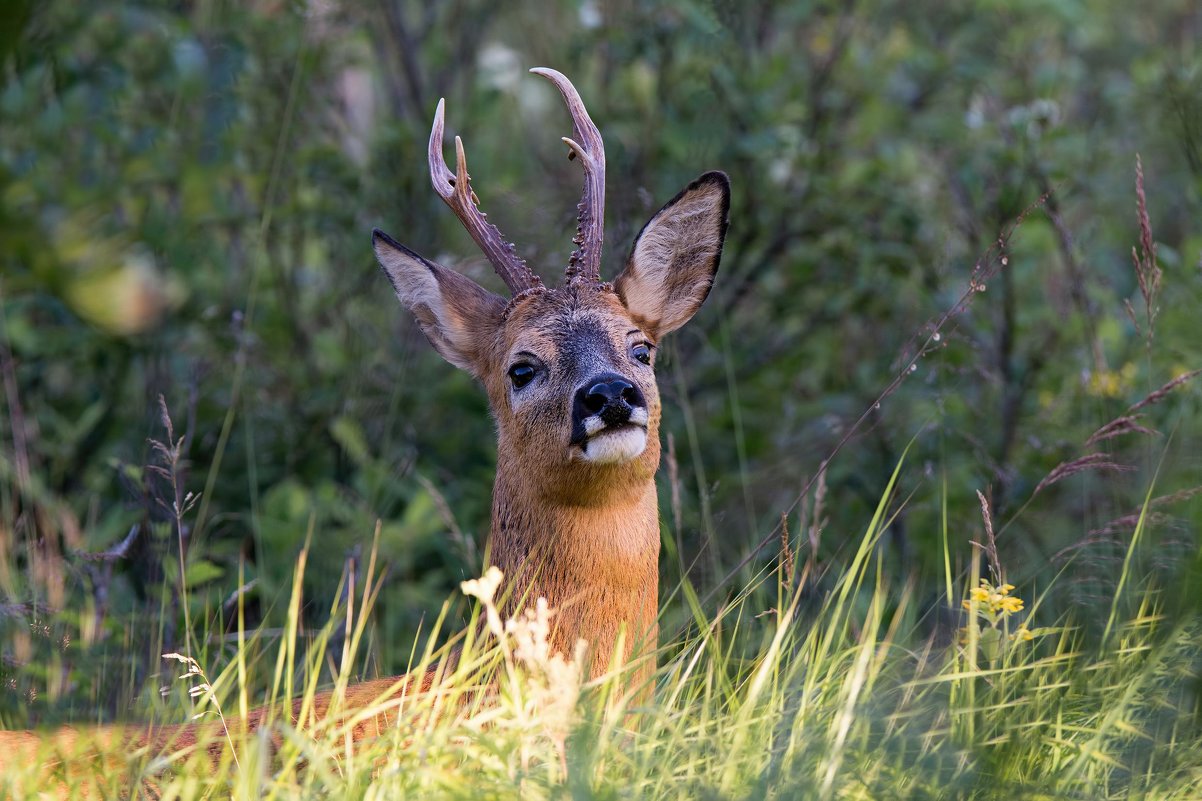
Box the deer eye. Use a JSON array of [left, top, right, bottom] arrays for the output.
[[508, 363, 536, 389], [632, 343, 653, 365]]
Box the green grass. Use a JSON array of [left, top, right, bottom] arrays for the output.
[[5, 459, 1200, 800]]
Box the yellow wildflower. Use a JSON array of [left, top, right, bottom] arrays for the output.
[[964, 579, 1027, 617], [962, 579, 1038, 656], [1000, 596, 1024, 614]]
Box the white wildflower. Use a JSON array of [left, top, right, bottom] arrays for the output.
[[460, 566, 504, 606], [502, 597, 587, 761]]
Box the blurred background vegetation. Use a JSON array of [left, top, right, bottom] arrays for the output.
[[1, 0, 1200, 725]]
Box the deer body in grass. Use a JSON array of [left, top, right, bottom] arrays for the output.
[[0, 67, 729, 777]]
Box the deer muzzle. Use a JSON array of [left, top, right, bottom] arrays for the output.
[[570, 374, 649, 464]]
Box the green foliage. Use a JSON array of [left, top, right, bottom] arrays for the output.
[[0, 2, 1201, 793]]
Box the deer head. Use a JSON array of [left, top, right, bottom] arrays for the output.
[[372, 68, 728, 672]]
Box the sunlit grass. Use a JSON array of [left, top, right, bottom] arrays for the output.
[[3, 463, 1200, 800]]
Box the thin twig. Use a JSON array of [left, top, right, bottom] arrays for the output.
[[75, 525, 140, 562]]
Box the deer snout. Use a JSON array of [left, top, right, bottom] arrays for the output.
[[576, 374, 645, 425], [570, 374, 650, 464]]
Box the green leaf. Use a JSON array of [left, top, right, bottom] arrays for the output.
[[330, 415, 370, 465], [184, 560, 224, 587]]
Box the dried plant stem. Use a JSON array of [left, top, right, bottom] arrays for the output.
[[416, 474, 477, 568], [809, 468, 827, 560], [1132, 155, 1162, 346], [972, 491, 1001, 583], [779, 513, 795, 587], [1127, 369, 1201, 413], [1085, 415, 1158, 447], [666, 432, 684, 572], [150, 396, 201, 659], [1033, 453, 1134, 497], [162, 652, 240, 770]]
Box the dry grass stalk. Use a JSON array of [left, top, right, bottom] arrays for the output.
[[808, 467, 827, 558], [148, 396, 201, 659], [666, 433, 683, 543], [1131, 155, 1161, 342], [161, 651, 240, 769], [1122, 298, 1142, 338], [1127, 369, 1202, 413], [1051, 531, 1123, 563], [1089, 511, 1177, 539], [972, 490, 1002, 582], [797, 480, 809, 556], [1053, 511, 1180, 563], [416, 473, 477, 568], [1085, 415, 1159, 447], [1033, 453, 1134, 497], [1054, 484, 1202, 563], [779, 512, 795, 587], [1147, 485, 1202, 509]]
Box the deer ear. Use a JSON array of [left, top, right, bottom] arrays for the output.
[[615, 171, 730, 339], [373, 229, 506, 377]]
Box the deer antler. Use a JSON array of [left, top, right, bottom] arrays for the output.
[[428, 98, 543, 295], [530, 67, 606, 284]]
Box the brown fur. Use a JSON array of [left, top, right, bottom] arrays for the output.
[[0, 133, 729, 792]]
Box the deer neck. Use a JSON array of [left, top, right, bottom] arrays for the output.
[[487, 457, 661, 679]]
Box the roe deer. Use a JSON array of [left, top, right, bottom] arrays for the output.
[[0, 67, 729, 788]]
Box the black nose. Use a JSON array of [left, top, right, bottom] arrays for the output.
[[573, 373, 645, 429]]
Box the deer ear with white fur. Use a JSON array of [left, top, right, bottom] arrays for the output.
[[372, 229, 506, 377], [614, 171, 730, 339]]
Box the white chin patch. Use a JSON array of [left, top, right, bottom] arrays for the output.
[[580, 426, 648, 464]]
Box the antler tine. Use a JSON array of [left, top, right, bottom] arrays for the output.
[[427, 98, 542, 295], [530, 67, 606, 284]]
